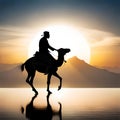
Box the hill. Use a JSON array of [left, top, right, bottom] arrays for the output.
[[59, 56, 120, 87], [0, 56, 120, 88]]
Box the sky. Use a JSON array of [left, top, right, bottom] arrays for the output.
[[0, 0, 120, 67]]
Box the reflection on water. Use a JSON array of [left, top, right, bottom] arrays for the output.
[[0, 88, 120, 120], [21, 93, 62, 120]]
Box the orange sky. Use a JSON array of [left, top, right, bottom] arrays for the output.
[[0, 1, 120, 67], [0, 25, 120, 68], [90, 45, 120, 67]]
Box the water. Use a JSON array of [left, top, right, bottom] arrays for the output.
[[0, 88, 120, 120]]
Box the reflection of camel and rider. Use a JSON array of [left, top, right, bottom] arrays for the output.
[[21, 93, 62, 120], [21, 31, 70, 95]]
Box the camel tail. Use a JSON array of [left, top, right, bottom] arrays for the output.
[[21, 63, 25, 72]]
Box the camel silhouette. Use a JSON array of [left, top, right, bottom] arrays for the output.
[[21, 93, 62, 120], [21, 48, 70, 95]]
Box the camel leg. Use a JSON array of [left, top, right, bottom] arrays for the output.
[[26, 73, 31, 84], [53, 72, 62, 91], [30, 73, 38, 95], [28, 71, 38, 95], [47, 73, 52, 94]]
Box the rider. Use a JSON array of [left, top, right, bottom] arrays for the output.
[[39, 31, 57, 74]]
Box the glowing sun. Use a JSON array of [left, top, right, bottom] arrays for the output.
[[28, 25, 90, 63]]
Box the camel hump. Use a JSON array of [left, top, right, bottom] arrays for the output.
[[34, 51, 55, 66], [34, 51, 47, 62], [34, 51, 40, 59]]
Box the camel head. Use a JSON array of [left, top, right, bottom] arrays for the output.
[[57, 48, 70, 56]]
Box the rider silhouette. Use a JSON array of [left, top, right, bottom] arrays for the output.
[[39, 31, 56, 54], [39, 31, 57, 74]]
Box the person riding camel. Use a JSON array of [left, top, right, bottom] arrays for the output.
[[38, 31, 57, 74]]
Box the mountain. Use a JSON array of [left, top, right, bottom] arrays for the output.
[[59, 56, 120, 87], [102, 66, 120, 73], [0, 64, 18, 72], [0, 64, 26, 87], [0, 56, 120, 88]]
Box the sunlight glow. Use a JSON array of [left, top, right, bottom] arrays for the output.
[[28, 24, 90, 63]]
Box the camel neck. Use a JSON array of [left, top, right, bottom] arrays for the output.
[[56, 55, 64, 67]]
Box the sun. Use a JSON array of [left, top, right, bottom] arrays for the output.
[[28, 25, 90, 63]]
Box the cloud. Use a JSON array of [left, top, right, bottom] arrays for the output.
[[0, 25, 36, 48], [80, 28, 120, 48]]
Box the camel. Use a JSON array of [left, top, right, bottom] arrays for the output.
[[21, 48, 70, 95]]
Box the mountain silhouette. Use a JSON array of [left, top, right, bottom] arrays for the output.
[[59, 56, 120, 87], [0, 56, 120, 88]]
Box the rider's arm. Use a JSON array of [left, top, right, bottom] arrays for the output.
[[49, 46, 56, 51], [47, 41, 56, 51]]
